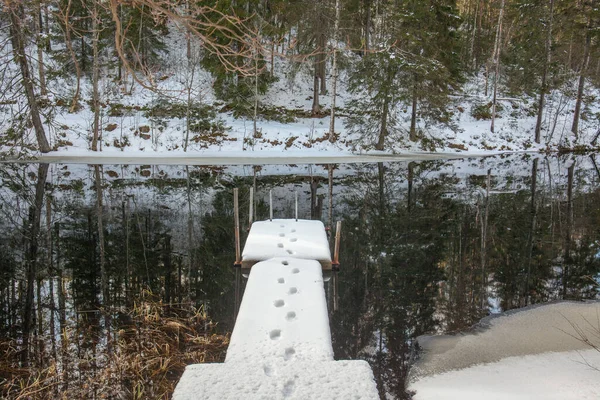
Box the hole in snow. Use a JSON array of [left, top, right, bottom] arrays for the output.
[[286, 250, 294, 255], [282, 260, 289, 266], [288, 287, 298, 295], [277, 243, 284, 248], [289, 238, 297, 242], [283, 347, 296, 361], [291, 268, 299, 274], [277, 278, 285, 284], [280, 225, 285, 228], [285, 311, 296, 320], [279, 233, 285, 237], [274, 299, 285, 307], [282, 380, 295, 397], [270, 329, 282, 340], [291, 229, 296, 233], [263, 364, 274, 377]]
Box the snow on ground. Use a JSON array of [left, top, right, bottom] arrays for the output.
[[410, 349, 600, 400], [2, 27, 600, 159], [412, 301, 600, 377], [410, 301, 600, 400]]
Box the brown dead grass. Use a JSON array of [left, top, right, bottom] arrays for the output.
[[1, 290, 229, 399]]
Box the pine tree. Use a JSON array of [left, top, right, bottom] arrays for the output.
[[346, 0, 462, 149]]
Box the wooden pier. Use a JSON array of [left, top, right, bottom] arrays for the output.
[[173, 191, 377, 399]]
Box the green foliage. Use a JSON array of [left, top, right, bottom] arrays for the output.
[[471, 102, 503, 120], [199, 0, 279, 111], [144, 100, 225, 135]]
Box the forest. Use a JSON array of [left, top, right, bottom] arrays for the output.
[[1, 0, 600, 156]]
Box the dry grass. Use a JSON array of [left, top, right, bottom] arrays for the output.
[[1, 291, 229, 399]]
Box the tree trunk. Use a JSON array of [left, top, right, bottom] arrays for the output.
[[376, 63, 394, 150], [35, 1, 47, 96], [364, 0, 371, 53], [61, 0, 82, 112], [470, 0, 481, 70], [94, 165, 108, 303], [571, 21, 591, 138], [329, 0, 341, 142], [21, 163, 49, 365], [562, 162, 574, 299], [319, 33, 326, 95], [377, 95, 389, 151], [534, 0, 554, 144], [410, 80, 418, 142], [9, 7, 51, 153], [253, 34, 260, 140], [311, 61, 321, 116], [525, 159, 538, 305], [479, 169, 490, 310], [407, 162, 414, 212], [490, 0, 505, 134], [91, 0, 101, 151]]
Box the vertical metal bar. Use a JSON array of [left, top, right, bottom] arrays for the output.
[[233, 188, 241, 321], [234, 188, 241, 264], [269, 190, 273, 221], [295, 191, 298, 221], [328, 165, 333, 229], [333, 271, 338, 311], [249, 187, 254, 227], [333, 221, 342, 265], [234, 267, 241, 321]]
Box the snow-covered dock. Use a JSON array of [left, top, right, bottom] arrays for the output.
[[241, 219, 333, 270], [173, 220, 378, 399]]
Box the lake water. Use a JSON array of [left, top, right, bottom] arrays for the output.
[[1, 154, 599, 399]]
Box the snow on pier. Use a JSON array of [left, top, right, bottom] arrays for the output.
[[241, 219, 333, 270], [173, 220, 378, 399]]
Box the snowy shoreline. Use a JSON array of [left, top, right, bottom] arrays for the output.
[[410, 301, 600, 400], [1, 148, 552, 166]]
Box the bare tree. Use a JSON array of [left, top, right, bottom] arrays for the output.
[[57, 0, 83, 113], [490, 0, 505, 134], [329, 0, 341, 142], [571, 14, 592, 138], [107, 0, 263, 90], [534, 0, 554, 144], [90, 0, 102, 151], [7, 3, 51, 153]]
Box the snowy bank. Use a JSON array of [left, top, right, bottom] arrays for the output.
[[409, 301, 600, 399], [411, 349, 600, 400]]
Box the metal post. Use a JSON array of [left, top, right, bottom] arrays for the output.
[[249, 187, 254, 227], [234, 268, 241, 320], [333, 221, 341, 269], [333, 271, 338, 311], [269, 190, 273, 221], [233, 188, 241, 321], [295, 191, 298, 221], [234, 188, 241, 264]]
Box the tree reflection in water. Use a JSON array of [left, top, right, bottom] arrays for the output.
[[0, 155, 598, 399]]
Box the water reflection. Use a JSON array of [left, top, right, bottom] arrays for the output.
[[1, 155, 599, 399]]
